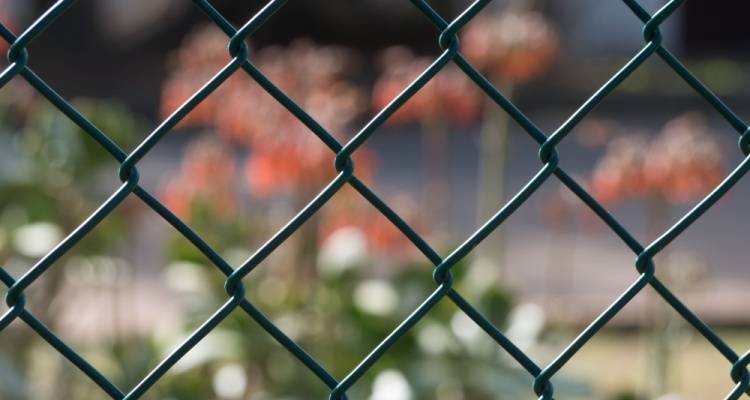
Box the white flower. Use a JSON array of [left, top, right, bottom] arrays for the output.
[[450, 311, 482, 347], [317, 226, 368, 277], [275, 312, 305, 341], [163, 330, 241, 373], [505, 302, 545, 351], [464, 256, 499, 295], [212, 363, 247, 399], [12, 222, 63, 258], [417, 322, 453, 355], [353, 279, 399, 316], [164, 260, 209, 293], [369, 369, 413, 400]]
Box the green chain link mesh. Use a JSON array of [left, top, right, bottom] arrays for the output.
[[1, 0, 749, 399]]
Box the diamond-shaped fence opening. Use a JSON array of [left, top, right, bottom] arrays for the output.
[[1, 0, 750, 399]]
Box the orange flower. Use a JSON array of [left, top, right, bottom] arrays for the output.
[[317, 187, 421, 257], [0, 0, 17, 55], [161, 79, 211, 126], [590, 113, 724, 205], [644, 113, 723, 203], [180, 139, 236, 190], [435, 66, 484, 125], [163, 28, 365, 142], [244, 135, 376, 199], [161, 177, 192, 219], [160, 139, 239, 221], [463, 11, 558, 84], [373, 46, 483, 126], [162, 26, 368, 200]]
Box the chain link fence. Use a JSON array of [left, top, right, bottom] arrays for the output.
[[0, 0, 749, 399]]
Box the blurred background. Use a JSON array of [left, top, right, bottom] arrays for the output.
[[1, 0, 750, 399]]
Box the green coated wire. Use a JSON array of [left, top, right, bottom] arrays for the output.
[[0, 0, 748, 399]]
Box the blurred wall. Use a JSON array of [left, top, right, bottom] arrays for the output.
[[550, 0, 683, 56], [7, 0, 750, 116]]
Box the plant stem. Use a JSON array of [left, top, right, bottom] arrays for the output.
[[421, 115, 450, 244], [643, 197, 672, 398], [476, 80, 512, 276]]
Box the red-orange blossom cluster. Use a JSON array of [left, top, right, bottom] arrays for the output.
[[590, 113, 724, 205]]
